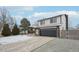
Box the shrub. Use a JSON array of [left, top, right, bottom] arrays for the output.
[[12, 24, 20, 35], [1, 24, 11, 36]]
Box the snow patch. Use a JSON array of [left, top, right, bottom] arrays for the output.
[[0, 35, 32, 45]]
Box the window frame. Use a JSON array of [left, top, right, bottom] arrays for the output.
[[40, 20, 45, 25], [50, 17, 57, 23]]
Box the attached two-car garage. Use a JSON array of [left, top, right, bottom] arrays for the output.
[[35, 26, 60, 37]]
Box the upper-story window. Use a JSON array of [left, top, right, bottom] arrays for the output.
[[60, 16, 62, 24], [50, 17, 57, 23], [40, 20, 45, 25]]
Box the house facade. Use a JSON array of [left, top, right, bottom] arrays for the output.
[[34, 14, 68, 37]]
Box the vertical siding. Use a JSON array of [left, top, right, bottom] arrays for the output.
[[37, 14, 68, 31], [57, 16, 61, 24], [59, 15, 67, 30]]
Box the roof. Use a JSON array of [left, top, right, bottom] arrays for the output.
[[38, 14, 68, 22], [32, 23, 61, 28]]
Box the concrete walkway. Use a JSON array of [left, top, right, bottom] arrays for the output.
[[0, 36, 53, 52], [32, 38, 79, 52]]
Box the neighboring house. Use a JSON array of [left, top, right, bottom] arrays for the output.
[[34, 14, 68, 37]]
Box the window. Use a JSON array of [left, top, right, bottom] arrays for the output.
[[53, 17, 57, 23], [50, 18, 53, 23], [40, 20, 45, 25], [60, 16, 62, 24], [50, 17, 57, 23]]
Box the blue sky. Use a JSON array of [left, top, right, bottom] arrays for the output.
[[0, 6, 79, 27]]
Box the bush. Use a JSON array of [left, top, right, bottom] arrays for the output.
[[12, 24, 20, 35], [1, 24, 11, 36]]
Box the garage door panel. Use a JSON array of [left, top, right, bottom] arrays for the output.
[[40, 28, 57, 37]]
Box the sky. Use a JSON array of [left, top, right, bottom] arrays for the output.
[[0, 6, 79, 27]]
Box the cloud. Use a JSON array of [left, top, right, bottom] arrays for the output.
[[55, 11, 78, 15], [0, 6, 35, 16], [22, 6, 34, 11], [32, 11, 79, 18], [6, 6, 35, 11]]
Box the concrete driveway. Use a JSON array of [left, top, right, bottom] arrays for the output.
[[0, 36, 79, 52], [32, 38, 79, 52], [0, 36, 53, 52]]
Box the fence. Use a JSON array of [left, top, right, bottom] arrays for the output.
[[61, 30, 79, 40]]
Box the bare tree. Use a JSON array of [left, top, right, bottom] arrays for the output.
[[0, 8, 7, 24], [0, 7, 14, 31]]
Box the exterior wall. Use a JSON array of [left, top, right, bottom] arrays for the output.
[[37, 14, 68, 31], [59, 15, 68, 37], [35, 28, 40, 36], [57, 16, 61, 24], [59, 15, 67, 30], [45, 19, 50, 26], [38, 18, 60, 27], [35, 14, 68, 37], [35, 29, 39, 35]]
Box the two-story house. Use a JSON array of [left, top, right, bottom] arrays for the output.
[[34, 14, 68, 37]]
